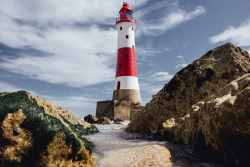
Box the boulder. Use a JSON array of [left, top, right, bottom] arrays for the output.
[[158, 74, 250, 165], [110, 117, 124, 124], [0, 91, 98, 167], [84, 115, 112, 125], [97, 117, 112, 125], [98, 145, 172, 167], [84, 114, 98, 124], [127, 42, 250, 133]]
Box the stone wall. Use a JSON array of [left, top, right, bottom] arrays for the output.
[[114, 100, 131, 120], [113, 89, 141, 104], [96, 100, 114, 118], [96, 100, 142, 120]]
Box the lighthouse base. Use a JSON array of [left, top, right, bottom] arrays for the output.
[[96, 99, 142, 120], [112, 89, 141, 104]]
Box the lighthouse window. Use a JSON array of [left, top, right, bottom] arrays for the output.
[[118, 64, 121, 70], [132, 27, 134, 31], [117, 81, 120, 90], [132, 45, 134, 49], [120, 26, 122, 30], [126, 53, 129, 57], [126, 35, 129, 39], [126, 10, 132, 19]]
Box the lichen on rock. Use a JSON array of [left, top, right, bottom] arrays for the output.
[[0, 91, 98, 167]]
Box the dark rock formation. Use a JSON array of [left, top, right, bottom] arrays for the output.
[[110, 117, 124, 124], [158, 74, 250, 166], [126, 42, 250, 166], [127, 42, 249, 133], [84, 114, 99, 124], [97, 117, 112, 125], [84, 114, 113, 125], [0, 91, 98, 167]]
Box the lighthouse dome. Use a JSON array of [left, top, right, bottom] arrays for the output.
[[116, 2, 135, 25], [119, 2, 133, 13]]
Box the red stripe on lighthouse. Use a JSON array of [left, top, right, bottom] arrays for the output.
[[116, 47, 137, 77]]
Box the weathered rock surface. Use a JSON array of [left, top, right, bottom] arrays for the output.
[[110, 117, 124, 124], [98, 145, 172, 167], [0, 91, 98, 167], [84, 114, 112, 125], [127, 42, 249, 133], [158, 74, 250, 166], [84, 114, 99, 124], [97, 117, 111, 125]]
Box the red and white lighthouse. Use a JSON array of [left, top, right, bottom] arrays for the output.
[[113, 3, 142, 106]]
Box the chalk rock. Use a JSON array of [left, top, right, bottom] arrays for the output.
[[98, 145, 172, 167], [158, 74, 250, 165], [127, 42, 250, 133]]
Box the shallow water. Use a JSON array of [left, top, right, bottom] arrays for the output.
[[86, 121, 225, 167]]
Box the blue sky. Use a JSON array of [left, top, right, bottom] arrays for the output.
[[1, 0, 250, 118]]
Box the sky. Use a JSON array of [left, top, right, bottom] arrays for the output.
[[1, 0, 250, 118]]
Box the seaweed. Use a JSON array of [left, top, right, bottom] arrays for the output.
[[60, 115, 98, 153]]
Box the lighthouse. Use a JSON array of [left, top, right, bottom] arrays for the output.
[[96, 2, 142, 120], [113, 2, 142, 107]]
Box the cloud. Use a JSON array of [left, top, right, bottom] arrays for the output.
[[140, 82, 164, 95], [0, 0, 204, 89], [0, 25, 116, 87], [139, 71, 173, 97], [175, 63, 188, 69], [0, 0, 147, 87], [0, 0, 148, 25], [0, 82, 22, 92], [41, 95, 96, 108], [163, 47, 175, 52], [175, 55, 189, 69], [136, 47, 163, 65], [149, 72, 174, 82], [209, 19, 250, 47], [0, 81, 37, 95], [0, 81, 96, 116], [136, 2, 206, 36]]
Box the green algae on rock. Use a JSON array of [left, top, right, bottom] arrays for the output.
[[0, 91, 98, 167]]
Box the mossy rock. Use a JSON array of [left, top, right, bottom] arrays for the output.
[[0, 91, 98, 167]]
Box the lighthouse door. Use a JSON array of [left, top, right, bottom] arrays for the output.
[[117, 81, 121, 90]]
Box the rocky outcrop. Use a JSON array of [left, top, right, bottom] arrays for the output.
[[158, 74, 250, 165], [0, 91, 98, 167], [84, 114, 99, 124], [110, 117, 124, 124], [127, 42, 249, 133], [84, 114, 112, 125], [98, 145, 172, 167], [97, 117, 111, 125]]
